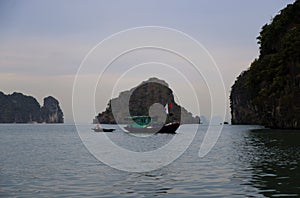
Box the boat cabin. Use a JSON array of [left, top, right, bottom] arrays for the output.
[[124, 116, 158, 128]]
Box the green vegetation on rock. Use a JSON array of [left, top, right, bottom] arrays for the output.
[[0, 92, 64, 123], [96, 78, 200, 124], [230, 0, 300, 128]]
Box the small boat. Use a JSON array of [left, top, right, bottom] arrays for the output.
[[92, 124, 115, 132], [124, 116, 180, 134], [92, 128, 115, 132]]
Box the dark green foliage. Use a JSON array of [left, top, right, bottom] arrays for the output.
[[97, 78, 200, 124], [128, 81, 181, 123], [0, 92, 63, 123], [0, 92, 41, 123], [231, 0, 300, 128]]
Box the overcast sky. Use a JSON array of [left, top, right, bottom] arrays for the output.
[[0, 0, 295, 123]]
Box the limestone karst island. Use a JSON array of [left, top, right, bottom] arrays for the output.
[[0, 92, 64, 123], [230, 0, 300, 129], [94, 77, 200, 125]]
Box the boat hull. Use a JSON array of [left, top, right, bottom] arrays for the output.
[[124, 122, 180, 134], [92, 128, 115, 132]]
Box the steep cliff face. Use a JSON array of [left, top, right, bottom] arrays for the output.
[[0, 92, 64, 123], [230, 1, 300, 128], [41, 96, 64, 123], [0, 92, 41, 123], [96, 78, 200, 124]]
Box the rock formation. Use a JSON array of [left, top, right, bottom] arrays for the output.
[[96, 77, 200, 124], [230, 1, 300, 128], [41, 96, 64, 123], [0, 92, 64, 123]]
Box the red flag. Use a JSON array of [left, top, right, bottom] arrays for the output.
[[168, 102, 173, 109]]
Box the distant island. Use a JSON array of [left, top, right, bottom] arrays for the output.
[[230, 1, 300, 129], [94, 77, 200, 124], [0, 92, 64, 123]]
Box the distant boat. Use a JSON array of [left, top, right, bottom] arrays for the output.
[[124, 116, 180, 134], [92, 124, 115, 132]]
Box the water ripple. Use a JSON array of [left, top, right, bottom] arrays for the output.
[[0, 124, 300, 197]]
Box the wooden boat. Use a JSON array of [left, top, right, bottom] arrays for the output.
[[124, 116, 180, 134], [92, 124, 115, 132], [124, 122, 180, 134]]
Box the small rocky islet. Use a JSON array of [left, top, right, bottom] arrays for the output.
[[95, 77, 200, 125], [0, 92, 63, 123]]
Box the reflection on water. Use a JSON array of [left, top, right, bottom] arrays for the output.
[[245, 129, 300, 197], [0, 124, 300, 197]]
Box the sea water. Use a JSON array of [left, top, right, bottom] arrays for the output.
[[0, 124, 299, 197]]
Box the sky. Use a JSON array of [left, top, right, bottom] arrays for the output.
[[0, 0, 295, 123]]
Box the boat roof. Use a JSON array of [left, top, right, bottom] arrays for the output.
[[124, 116, 150, 121], [124, 116, 158, 122], [128, 116, 150, 118]]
